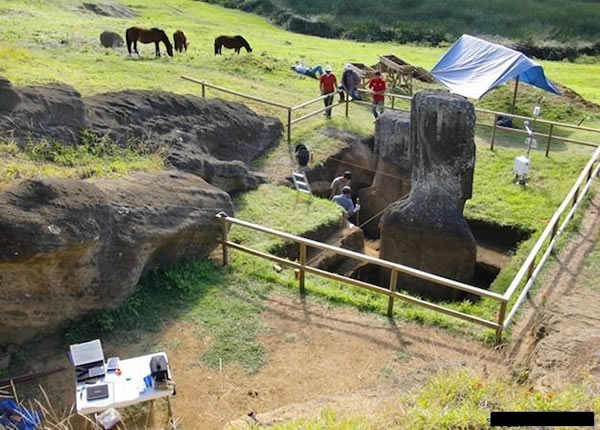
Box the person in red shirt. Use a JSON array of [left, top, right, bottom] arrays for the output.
[[319, 65, 338, 119], [368, 71, 387, 119]]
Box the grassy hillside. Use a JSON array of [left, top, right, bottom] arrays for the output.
[[278, 0, 600, 42], [0, 0, 599, 107]]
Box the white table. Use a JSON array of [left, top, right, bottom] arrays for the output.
[[76, 352, 175, 415]]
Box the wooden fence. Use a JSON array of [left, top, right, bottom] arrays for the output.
[[182, 75, 600, 342], [182, 75, 600, 153]]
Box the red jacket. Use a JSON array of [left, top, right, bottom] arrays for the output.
[[368, 77, 387, 101]]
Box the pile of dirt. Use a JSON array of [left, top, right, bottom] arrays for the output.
[[0, 77, 283, 192], [81, 2, 137, 18]]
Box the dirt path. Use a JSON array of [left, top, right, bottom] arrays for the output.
[[26, 293, 505, 429], [508, 189, 600, 390]]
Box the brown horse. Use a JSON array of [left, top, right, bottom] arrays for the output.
[[214, 35, 252, 55], [126, 27, 173, 57], [173, 30, 188, 53]]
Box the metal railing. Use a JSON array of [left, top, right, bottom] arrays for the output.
[[216, 213, 509, 339]]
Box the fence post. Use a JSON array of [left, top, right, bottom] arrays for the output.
[[387, 270, 398, 317], [391, 96, 395, 111], [495, 301, 507, 344], [287, 108, 292, 146], [201, 80, 206, 98], [545, 123, 554, 157], [573, 185, 580, 207], [217, 213, 228, 266], [345, 93, 349, 117], [299, 243, 306, 294], [551, 217, 560, 239], [490, 114, 498, 150], [526, 259, 535, 280]]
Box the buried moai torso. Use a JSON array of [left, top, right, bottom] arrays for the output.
[[379, 90, 476, 301]]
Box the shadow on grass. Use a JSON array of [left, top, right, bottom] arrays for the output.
[[62, 259, 269, 374]]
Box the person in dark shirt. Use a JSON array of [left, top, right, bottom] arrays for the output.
[[341, 64, 362, 101]]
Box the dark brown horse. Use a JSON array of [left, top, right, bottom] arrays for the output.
[[173, 30, 188, 53], [126, 27, 173, 57], [214, 35, 252, 55]]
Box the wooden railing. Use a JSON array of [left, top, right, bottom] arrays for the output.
[[363, 90, 600, 153], [183, 76, 600, 342], [216, 213, 509, 339], [501, 144, 600, 328], [215, 144, 599, 342]]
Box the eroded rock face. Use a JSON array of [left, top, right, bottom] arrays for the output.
[[0, 79, 283, 193], [380, 91, 476, 301], [0, 171, 233, 344], [359, 111, 412, 238]]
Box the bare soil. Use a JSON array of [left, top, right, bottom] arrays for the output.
[[509, 189, 600, 391], [23, 293, 504, 429]]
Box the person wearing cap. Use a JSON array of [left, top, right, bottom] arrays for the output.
[[332, 185, 360, 219], [319, 65, 338, 119], [368, 70, 387, 119], [330, 171, 352, 199], [342, 64, 362, 101]]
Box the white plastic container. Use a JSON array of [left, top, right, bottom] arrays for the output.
[[514, 156, 530, 177], [95, 408, 122, 430]]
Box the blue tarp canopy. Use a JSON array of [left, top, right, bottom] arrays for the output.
[[431, 34, 560, 100]]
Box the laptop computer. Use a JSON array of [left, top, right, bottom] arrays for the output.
[[70, 339, 106, 382]]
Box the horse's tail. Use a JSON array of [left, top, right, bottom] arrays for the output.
[[214, 37, 220, 55]]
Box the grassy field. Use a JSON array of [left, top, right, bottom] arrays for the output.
[[276, 0, 600, 43], [0, 0, 599, 109]]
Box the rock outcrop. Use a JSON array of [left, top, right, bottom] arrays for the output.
[[358, 111, 412, 238], [100, 31, 124, 48], [0, 171, 233, 344], [0, 79, 283, 193], [380, 91, 477, 301]]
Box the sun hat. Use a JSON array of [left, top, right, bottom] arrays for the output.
[[325, 65, 332, 72]]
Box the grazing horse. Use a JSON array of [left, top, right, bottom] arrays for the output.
[[214, 35, 252, 55], [126, 27, 173, 57], [173, 30, 188, 53]]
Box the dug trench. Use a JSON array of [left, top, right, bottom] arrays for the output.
[[282, 132, 533, 298]]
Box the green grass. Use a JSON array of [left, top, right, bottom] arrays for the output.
[[0, 135, 166, 185], [63, 185, 342, 373], [230, 184, 343, 252], [266, 368, 600, 429], [276, 0, 600, 43]]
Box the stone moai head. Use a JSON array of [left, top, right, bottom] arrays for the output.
[[409, 90, 476, 202]]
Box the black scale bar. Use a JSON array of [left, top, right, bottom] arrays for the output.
[[490, 411, 594, 427]]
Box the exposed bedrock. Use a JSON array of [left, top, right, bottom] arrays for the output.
[[380, 91, 477, 301], [358, 111, 412, 238], [0, 78, 283, 193], [0, 171, 233, 344]]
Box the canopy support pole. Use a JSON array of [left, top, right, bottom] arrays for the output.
[[511, 76, 520, 113]]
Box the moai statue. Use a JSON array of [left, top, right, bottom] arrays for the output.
[[379, 90, 476, 301]]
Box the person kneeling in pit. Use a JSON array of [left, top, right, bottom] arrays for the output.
[[332, 185, 360, 223]]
